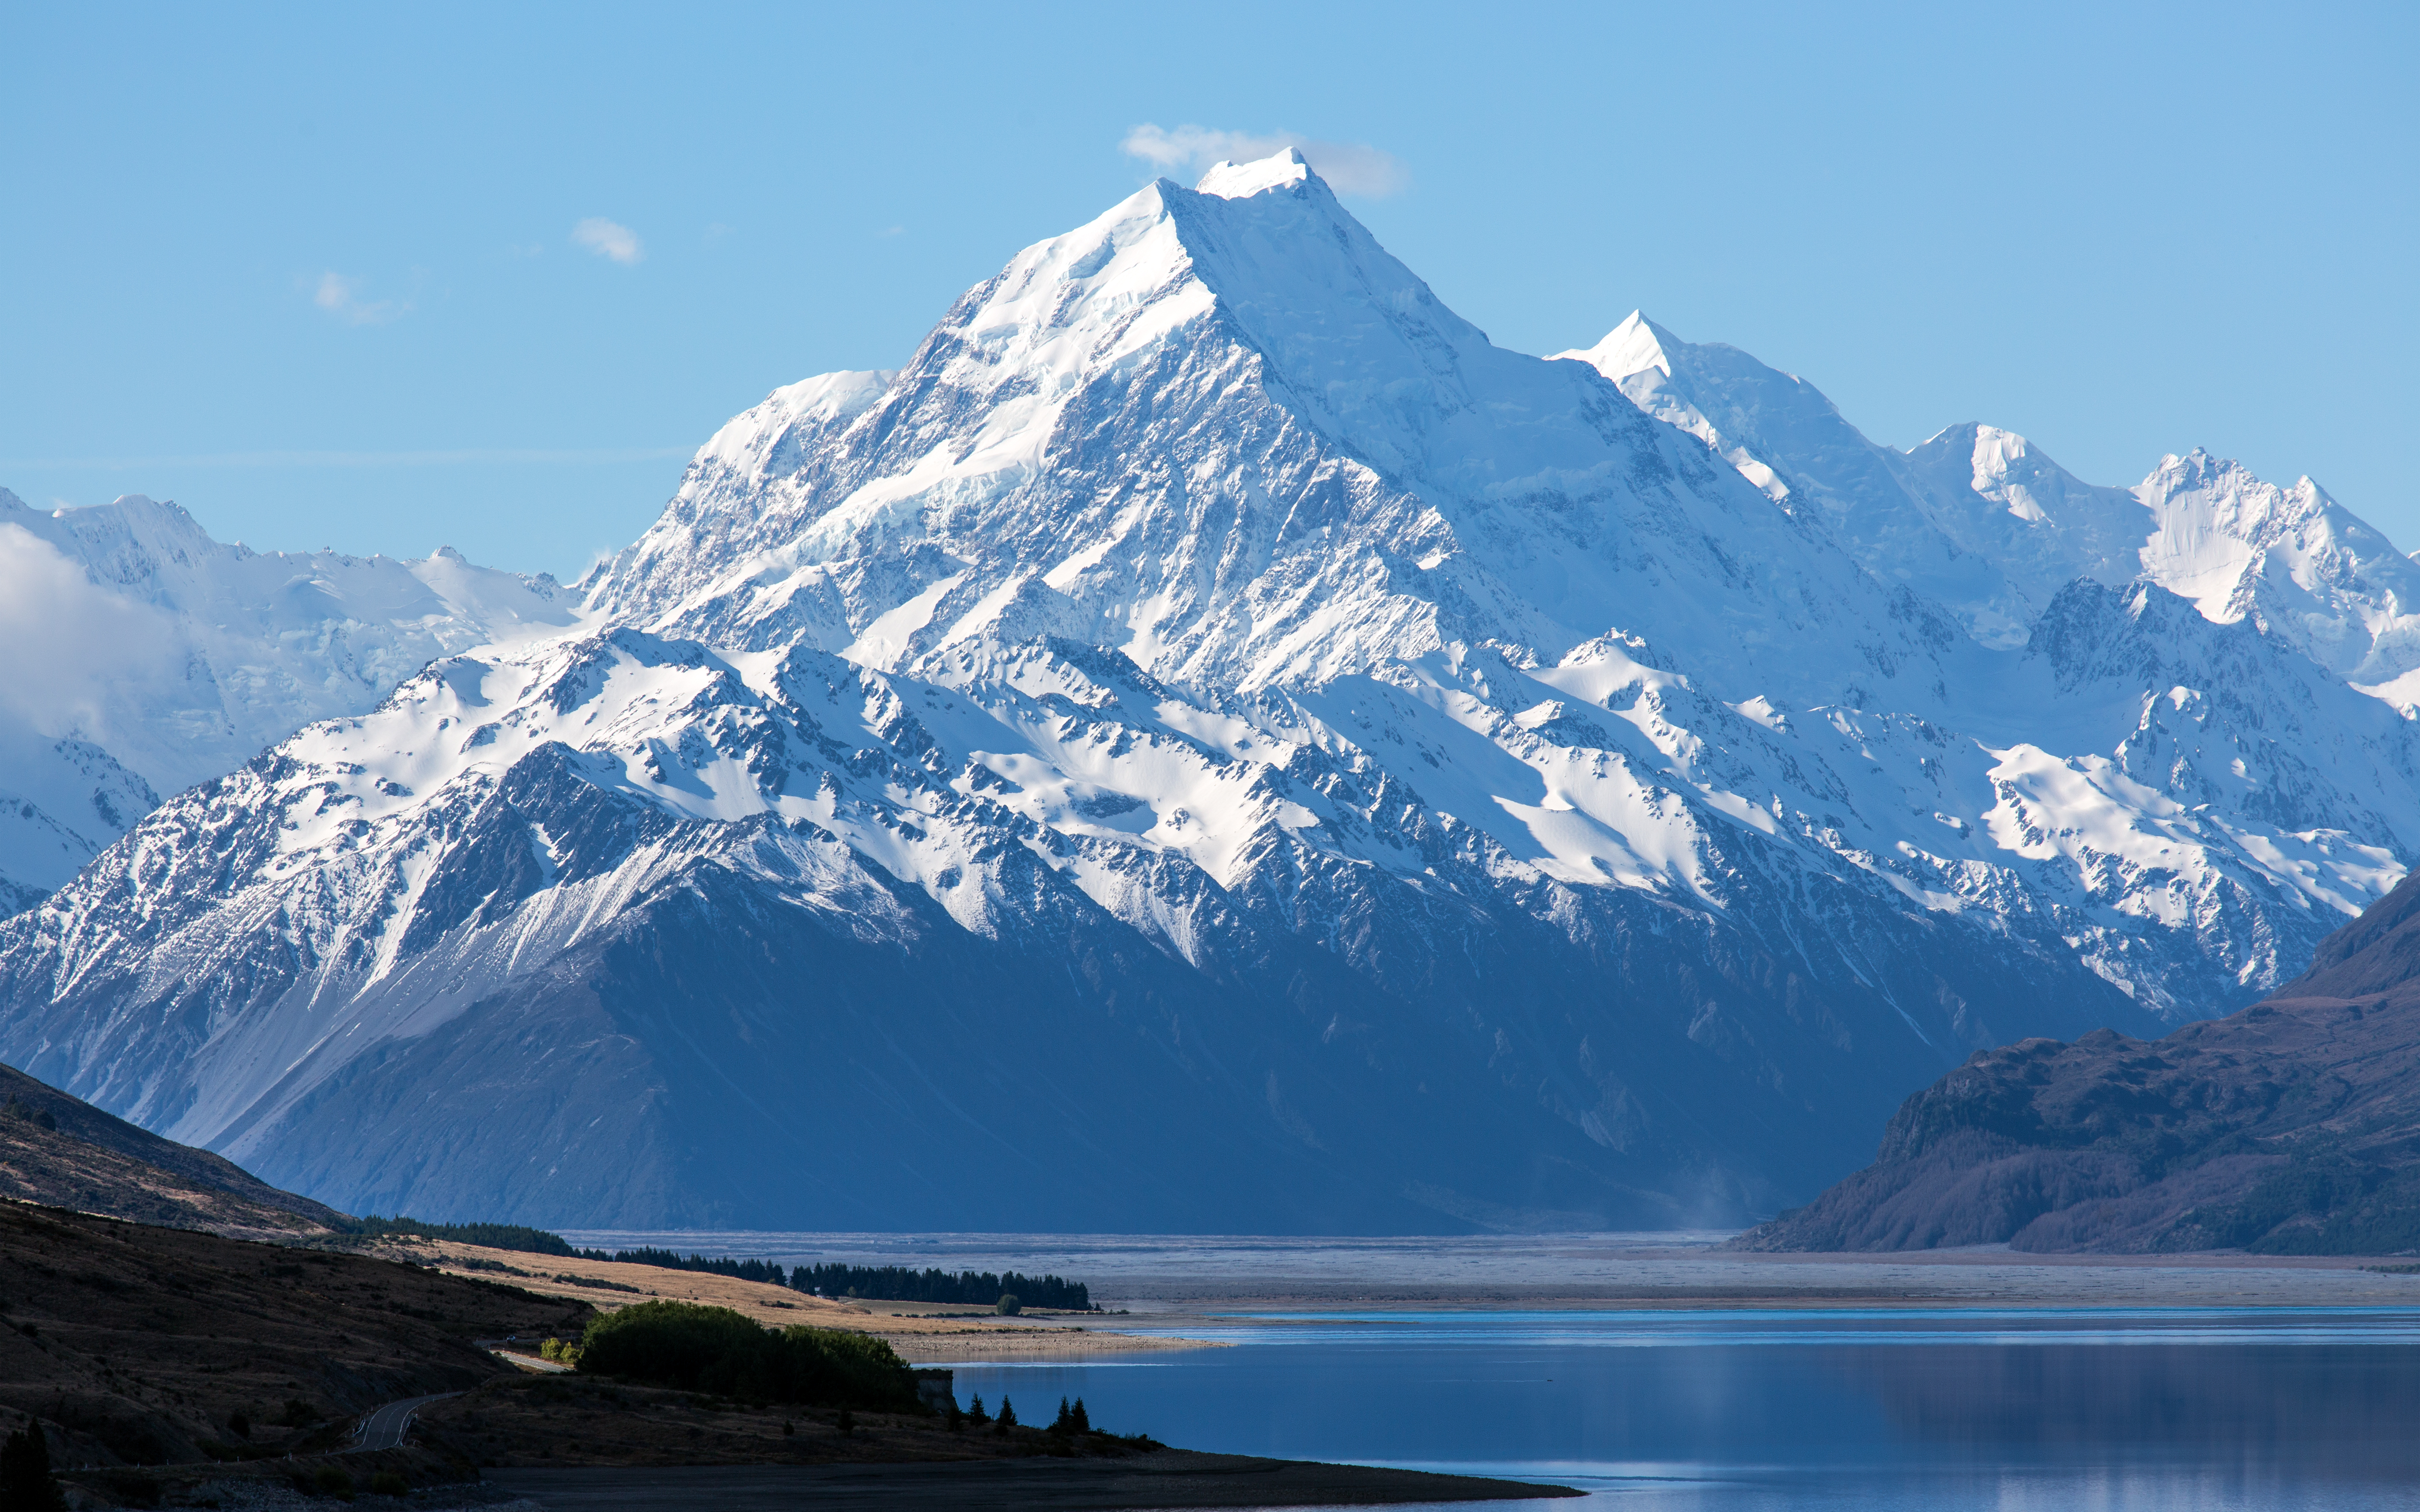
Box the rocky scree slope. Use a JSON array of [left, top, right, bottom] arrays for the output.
[[2, 151, 2417, 1229], [1732, 868, 2420, 1254], [0, 489, 578, 912]]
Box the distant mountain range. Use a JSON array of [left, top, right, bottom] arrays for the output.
[[1735, 868, 2420, 1254], [0, 488, 575, 910], [1, 148, 2413, 1231]]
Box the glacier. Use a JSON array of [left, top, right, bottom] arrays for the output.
[[1, 148, 2415, 1231]]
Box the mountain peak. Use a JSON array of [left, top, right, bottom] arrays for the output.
[[1551, 311, 1677, 383], [1194, 146, 1312, 199]]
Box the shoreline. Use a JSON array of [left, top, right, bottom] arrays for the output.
[[379, 1239, 1222, 1361], [384, 1236, 2420, 1360], [483, 1452, 1580, 1509], [1088, 1247, 2420, 1317]]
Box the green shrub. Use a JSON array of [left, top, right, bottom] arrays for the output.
[[995, 1294, 1021, 1316], [575, 1300, 918, 1409], [311, 1464, 355, 1500], [367, 1470, 408, 1495]]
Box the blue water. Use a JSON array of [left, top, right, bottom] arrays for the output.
[[942, 1308, 2420, 1509]]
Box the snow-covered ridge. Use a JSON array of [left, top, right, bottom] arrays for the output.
[[1554, 313, 2420, 695], [0, 489, 583, 908]]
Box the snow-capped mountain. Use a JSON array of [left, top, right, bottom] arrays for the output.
[[2, 150, 2412, 1231], [0, 489, 579, 910]]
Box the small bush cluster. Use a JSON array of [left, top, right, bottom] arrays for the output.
[[574, 1301, 920, 1409], [2, 1099, 56, 1132]]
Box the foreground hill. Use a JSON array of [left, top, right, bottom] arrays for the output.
[[1734, 870, 2420, 1254], [0, 1059, 346, 1240], [0, 1202, 588, 1471], [4, 151, 2416, 1231]]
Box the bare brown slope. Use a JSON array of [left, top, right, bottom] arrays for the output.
[[0, 1106, 345, 1243], [1733, 871, 2420, 1254], [0, 1202, 589, 1469], [0, 1059, 346, 1228]]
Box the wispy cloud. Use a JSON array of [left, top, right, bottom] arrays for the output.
[[1120, 124, 1409, 198], [309, 271, 410, 325], [1, 448, 689, 470], [0, 524, 180, 737], [572, 217, 644, 264]]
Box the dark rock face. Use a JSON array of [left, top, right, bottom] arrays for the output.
[[1734, 872, 2420, 1254]]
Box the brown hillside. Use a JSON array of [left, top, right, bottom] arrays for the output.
[[0, 1060, 346, 1234], [0, 1202, 589, 1469], [1735, 870, 2420, 1254]]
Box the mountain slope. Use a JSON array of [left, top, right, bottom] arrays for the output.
[[0, 489, 579, 910], [0, 1059, 346, 1241], [1, 151, 2414, 1229], [1731, 868, 2420, 1254]]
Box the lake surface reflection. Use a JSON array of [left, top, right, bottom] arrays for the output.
[[944, 1309, 2420, 1509]]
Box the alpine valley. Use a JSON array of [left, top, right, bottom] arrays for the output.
[[4, 151, 2416, 1232]]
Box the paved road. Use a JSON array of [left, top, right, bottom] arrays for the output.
[[350, 1392, 459, 1452]]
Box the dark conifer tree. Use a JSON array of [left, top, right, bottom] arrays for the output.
[[0, 1421, 66, 1512]]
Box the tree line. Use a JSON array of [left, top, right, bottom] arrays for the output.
[[792, 1263, 1092, 1310], [347, 1217, 1092, 1309]]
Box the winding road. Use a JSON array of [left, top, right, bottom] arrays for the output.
[[350, 1392, 459, 1452]]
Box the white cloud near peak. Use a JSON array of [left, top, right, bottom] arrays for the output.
[[0, 524, 179, 739], [308, 271, 408, 326], [572, 217, 643, 264], [1120, 124, 1409, 198]]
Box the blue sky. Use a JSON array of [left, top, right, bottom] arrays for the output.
[[3, 2, 2412, 579]]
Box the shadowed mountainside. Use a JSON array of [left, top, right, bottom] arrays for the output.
[[1733, 870, 2420, 1254], [0, 1061, 346, 1239]]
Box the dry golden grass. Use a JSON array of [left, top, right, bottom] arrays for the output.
[[381, 1240, 1216, 1362]]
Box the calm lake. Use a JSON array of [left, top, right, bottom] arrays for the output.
[[944, 1308, 2420, 1510]]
